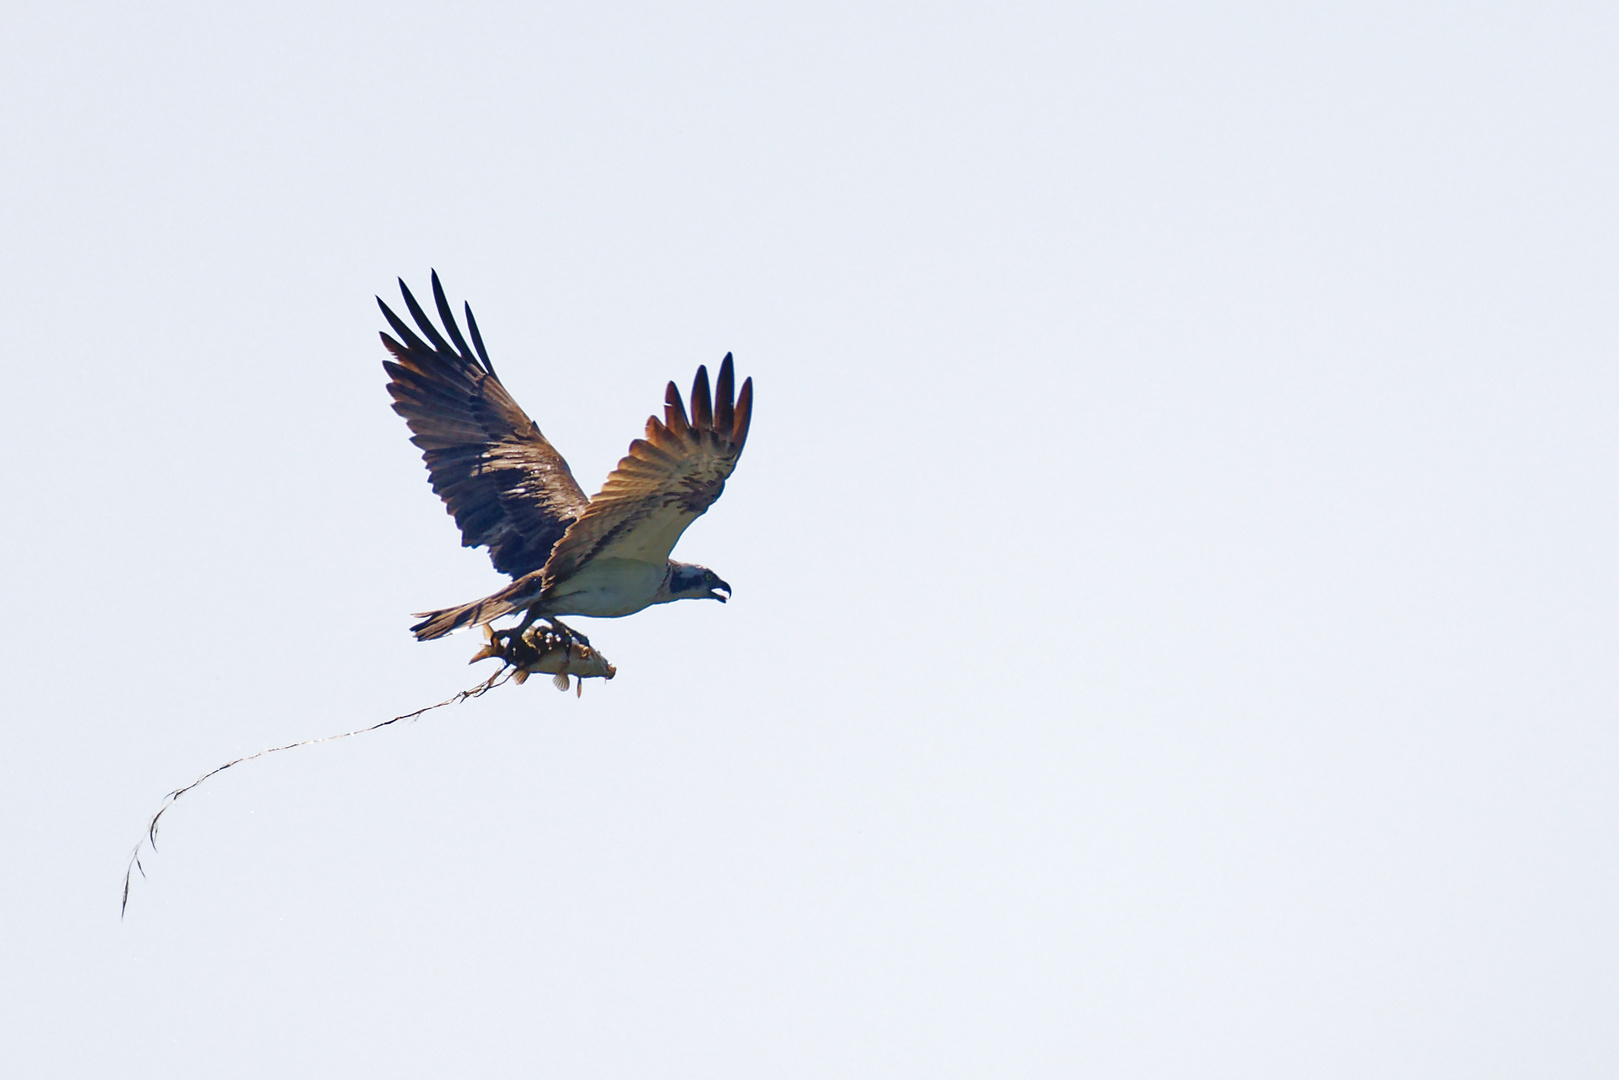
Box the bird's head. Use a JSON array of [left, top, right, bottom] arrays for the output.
[[667, 561, 731, 603]]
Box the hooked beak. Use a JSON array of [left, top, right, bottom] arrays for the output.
[[708, 578, 731, 602]]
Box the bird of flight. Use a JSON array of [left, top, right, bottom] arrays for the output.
[[378, 272, 753, 650]]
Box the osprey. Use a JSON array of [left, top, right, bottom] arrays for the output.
[[378, 272, 753, 644]]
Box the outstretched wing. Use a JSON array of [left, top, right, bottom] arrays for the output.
[[379, 272, 591, 579], [542, 354, 753, 585]]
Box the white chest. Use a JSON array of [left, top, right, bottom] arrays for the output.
[[544, 558, 667, 618]]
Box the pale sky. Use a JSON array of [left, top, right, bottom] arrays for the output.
[[2, 3, 1616, 1076]]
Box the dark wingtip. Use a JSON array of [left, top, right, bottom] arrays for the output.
[[732, 376, 753, 446], [715, 355, 735, 433], [377, 295, 429, 352], [429, 270, 475, 361], [464, 302, 494, 373], [398, 275, 454, 354], [691, 364, 713, 430], [665, 380, 691, 435], [379, 331, 409, 361]]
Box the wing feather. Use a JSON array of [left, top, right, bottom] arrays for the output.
[[690, 365, 713, 429], [431, 273, 475, 359], [380, 272, 590, 579], [663, 382, 690, 437], [542, 353, 752, 586]]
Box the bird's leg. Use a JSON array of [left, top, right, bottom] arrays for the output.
[[494, 608, 540, 648]]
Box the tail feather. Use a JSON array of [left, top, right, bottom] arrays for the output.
[[410, 576, 540, 640]]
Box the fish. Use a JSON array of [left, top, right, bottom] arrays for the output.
[[468, 623, 616, 695]]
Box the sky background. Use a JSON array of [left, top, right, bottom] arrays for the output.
[[2, 2, 1615, 1076]]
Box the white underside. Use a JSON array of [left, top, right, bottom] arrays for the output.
[[541, 558, 667, 618]]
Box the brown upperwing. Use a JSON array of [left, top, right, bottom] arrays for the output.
[[379, 272, 591, 579], [540, 354, 753, 588]]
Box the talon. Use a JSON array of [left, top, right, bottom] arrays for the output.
[[544, 617, 590, 647]]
